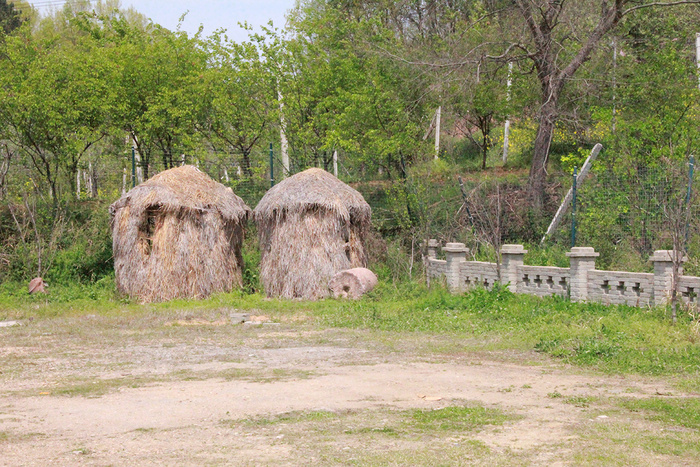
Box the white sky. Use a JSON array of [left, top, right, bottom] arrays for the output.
[[30, 0, 297, 42]]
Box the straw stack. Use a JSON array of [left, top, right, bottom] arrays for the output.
[[110, 165, 251, 303], [254, 168, 371, 300]]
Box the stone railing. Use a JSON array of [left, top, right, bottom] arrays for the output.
[[425, 240, 697, 307]]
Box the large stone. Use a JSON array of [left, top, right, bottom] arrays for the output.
[[28, 277, 47, 294], [329, 268, 378, 299]]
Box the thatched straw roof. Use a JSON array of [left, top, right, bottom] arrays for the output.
[[254, 168, 371, 300], [254, 168, 371, 227], [110, 165, 251, 303], [110, 165, 250, 223]]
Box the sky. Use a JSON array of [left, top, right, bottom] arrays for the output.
[[30, 0, 297, 42]]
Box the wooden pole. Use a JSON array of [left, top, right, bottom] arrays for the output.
[[278, 90, 289, 176], [434, 106, 441, 159], [503, 62, 513, 164]]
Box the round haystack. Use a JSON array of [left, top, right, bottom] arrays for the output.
[[110, 165, 251, 303], [254, 168, 371, 300]]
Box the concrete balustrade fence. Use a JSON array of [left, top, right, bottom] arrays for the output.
[[425, 241, 698, 308]]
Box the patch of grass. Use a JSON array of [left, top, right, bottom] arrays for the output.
[[49, 376, 151, 397], [619, 397, 700, 429], [216, 367, 315, 383], [407, 405, 515, 432], [223, 405, 525, 466], [40, 366, 316, 398], [0, 430, 45, 444], [311, 284, 700, 377], [233, 409, 340, 427], [574, 419, 700, 465], [672, 377, 700, 394], [563, 396, 595, 408], [339, 441, 497, 466], [3, 276, 700, 379]]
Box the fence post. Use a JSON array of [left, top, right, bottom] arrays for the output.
[[443, 242, 468, 292], [567, 247, 598, 302], [427, 239, 439, 259], [500, 244, 527, 293], [651, 250, 686, 306]]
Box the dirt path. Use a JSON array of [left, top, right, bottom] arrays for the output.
[[0, 321, 689, 466]]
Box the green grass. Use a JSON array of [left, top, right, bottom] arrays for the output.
[[219, 404, 520, 466], [311, 284, 700, 378], [573, 417, 700, 464], [2, 279, 699, 382], [408, 405, 515, 432], [21, 367, 317, 398], [618, 397, 700, 429]]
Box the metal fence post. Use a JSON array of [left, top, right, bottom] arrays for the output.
[[685, 155, 695, 249]]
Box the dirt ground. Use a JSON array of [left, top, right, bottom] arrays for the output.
[[0, 312, 695, 466]]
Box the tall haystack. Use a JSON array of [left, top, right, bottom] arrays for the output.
[[254, 168, 371, 300], [110, 165, 251, 303]]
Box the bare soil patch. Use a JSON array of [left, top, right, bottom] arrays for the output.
[[0, 314, 694, 466]]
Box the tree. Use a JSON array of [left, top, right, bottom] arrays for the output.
[[507, 0, 700, 207], [283, 0, 433, 176], [0, 0, 22, 35], [0, 17, 115, 203], [104, 17, 207, 177], [450, 77, 509, 170], [199, 31, 275, 177]]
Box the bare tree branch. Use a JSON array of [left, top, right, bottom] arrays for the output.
[[623, 0, 700, 16]]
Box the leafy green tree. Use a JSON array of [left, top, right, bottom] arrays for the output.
[[498, 0, 700, 207], [82, 13, 208, 178], [282, 0, 432, 176], [0, 0, 22, 34], [449, 75, 509, 170], [198, 31, 276, 176], [0, 21, 115, 203]]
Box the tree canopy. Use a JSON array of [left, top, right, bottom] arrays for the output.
[[0, 0, 698, 209]]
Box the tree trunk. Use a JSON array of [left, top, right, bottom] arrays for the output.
[[528, 99, 557, 209], [241, 151, 252, 177]]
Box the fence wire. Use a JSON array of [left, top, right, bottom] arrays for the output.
[[570, 158, 699, 272]]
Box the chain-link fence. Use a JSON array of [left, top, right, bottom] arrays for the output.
[[566, 156, 699, 272]]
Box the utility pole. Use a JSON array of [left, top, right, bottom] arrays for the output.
[[502, 62, 513, 164], [333, 150, 338, 177]]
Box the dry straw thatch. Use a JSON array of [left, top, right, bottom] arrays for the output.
[[254, 168, 371, 300], [110, 165, 251, 303]]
